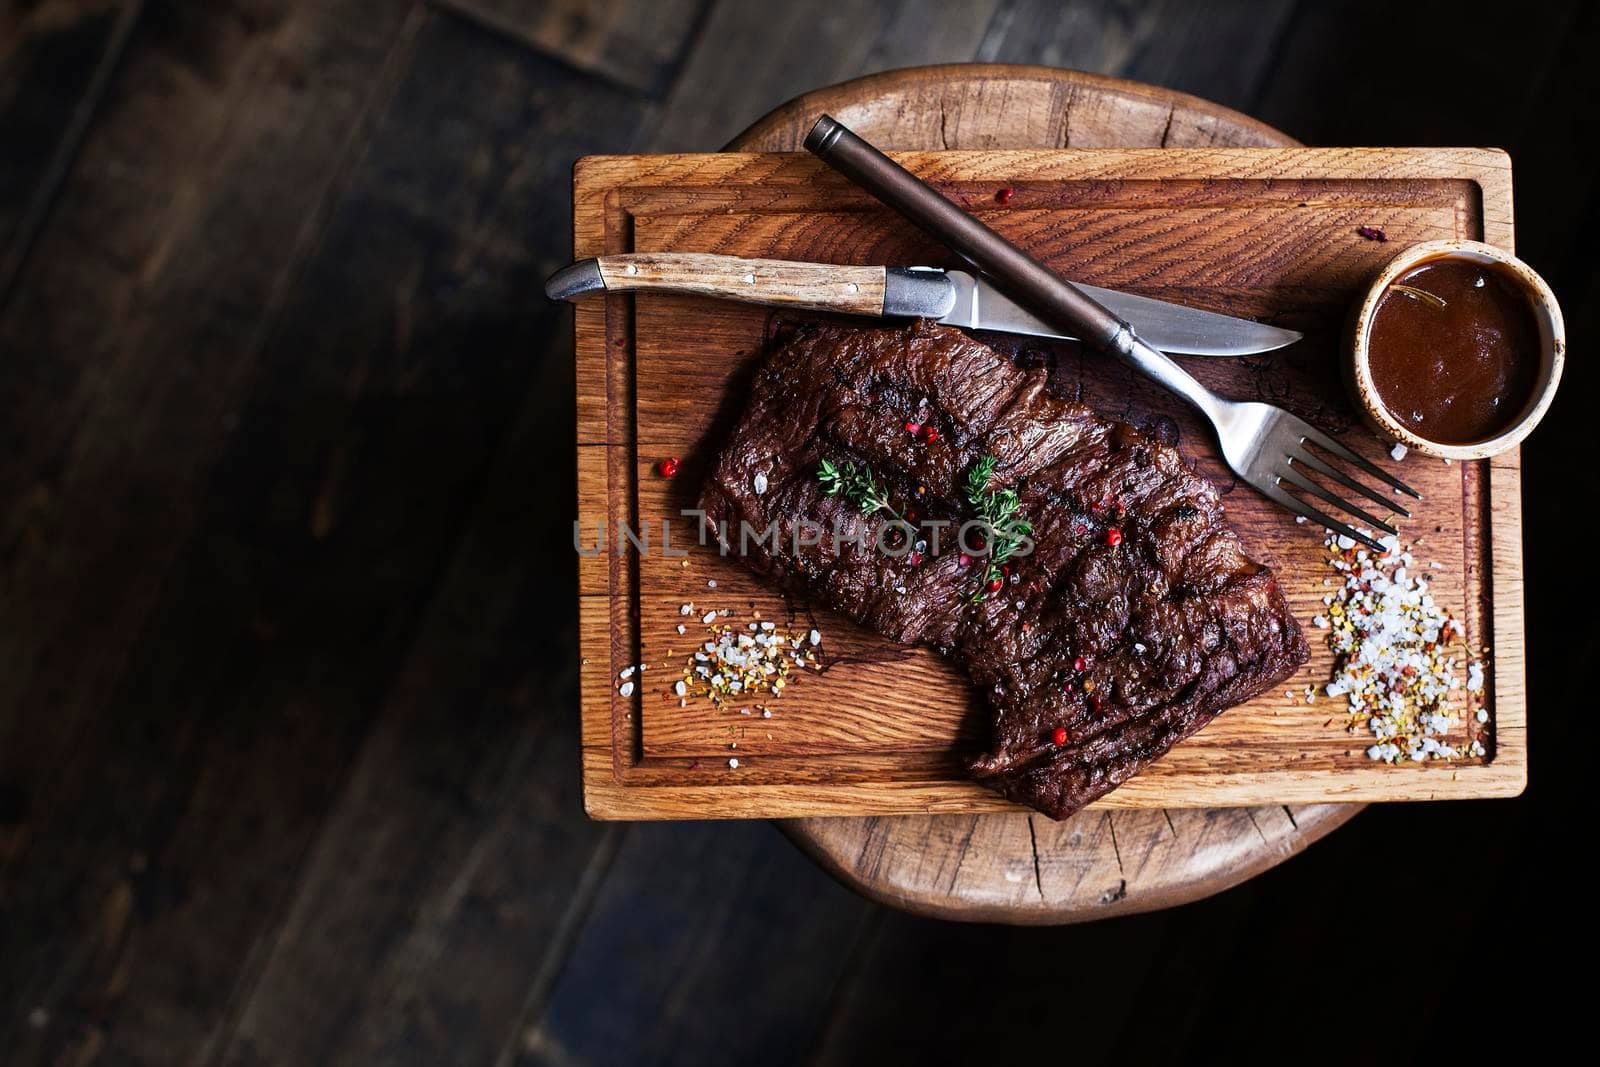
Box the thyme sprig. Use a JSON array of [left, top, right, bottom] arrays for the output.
[[817, 458, 904, 522], [965, 454, 1033, 602]]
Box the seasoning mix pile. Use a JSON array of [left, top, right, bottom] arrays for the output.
[[1312, 531, 1488, 763], [669, 600, 822, 710], [614, 589, 824, 769]]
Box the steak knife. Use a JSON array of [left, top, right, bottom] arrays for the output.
[[544, 252, 1300, 357]]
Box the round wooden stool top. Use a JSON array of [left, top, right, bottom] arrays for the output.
[[725, 64, 1361, 924]]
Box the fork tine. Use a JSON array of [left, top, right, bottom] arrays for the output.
[[1297, 423, 1421, 500], [1289, 449, 1411, 518], [1262, 481, 1386, 551], [1278, 466, 1397, 535]]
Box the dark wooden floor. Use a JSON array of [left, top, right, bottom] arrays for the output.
[[1, 1, 1590, 1063]]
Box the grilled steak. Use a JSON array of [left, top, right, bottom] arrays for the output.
[[700, 320, 1308, 819]]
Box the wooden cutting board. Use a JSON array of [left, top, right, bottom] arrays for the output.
[[572, 147, 1526, 820]]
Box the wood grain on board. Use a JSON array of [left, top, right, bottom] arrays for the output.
[[573, 146, 1525, 820]]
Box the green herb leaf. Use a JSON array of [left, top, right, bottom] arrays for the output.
[[964, 454, 1032, 602], [817, 458, 903, 523]]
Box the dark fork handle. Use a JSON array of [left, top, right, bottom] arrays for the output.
[[805, 115, 1228, 422], [805, 115, 1130, 352]]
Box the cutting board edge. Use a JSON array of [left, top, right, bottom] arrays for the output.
[[578, 748, 1528, 821]]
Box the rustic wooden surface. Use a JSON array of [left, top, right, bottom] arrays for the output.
[[1, 1, 1590, 1062], [574, 146, 1522, 821]]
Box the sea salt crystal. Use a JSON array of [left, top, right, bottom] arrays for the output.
[[1476, 708, 1489, 723], [702, 611, 717, 624], [619, 666, 635, 679], [753, 471, 769, 495], [673, 680, 686, 697], [676, 624, 686, 635], [1390, 442, 1408, 461], [809, 629, 821, 645], [618, 681, 635, 697], [728, 758, 739, 769], [1317, 532, 1485, 765]]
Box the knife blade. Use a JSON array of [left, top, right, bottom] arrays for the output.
[[913, 268, 1300, 356], [544, 253, 1301, 357]]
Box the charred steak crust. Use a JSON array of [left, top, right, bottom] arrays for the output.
[[700, 320, 1309, 820]]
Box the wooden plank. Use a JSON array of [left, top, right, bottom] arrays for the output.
[[521, 820, 870, 1065], [213, 639, 607, 1066], [809, 902, 1170, 1064], [853, 0, 1002, 74], [432, 0, 707, 96], [648, 0, 1006, 152], [1252, 1, 1584, 144], [681, 0, 1300, 156], [573, 147, 1525, 819], [0, 1, 429, 1059], [977, 0, 1299, 114], [0, 6, 661, 1064], [0, 0, 420, 732], [0, 0, 142, 295], [1099, 866, 1259, 1058], [106, 24, 651, 1067]]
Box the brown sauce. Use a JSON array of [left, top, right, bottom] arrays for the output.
[[1366, 257, 1540, 444]]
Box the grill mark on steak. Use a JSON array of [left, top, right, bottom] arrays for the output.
[[700, 320, 1309, 820]]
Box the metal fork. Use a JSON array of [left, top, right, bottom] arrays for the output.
[[1110, 330, 1419, 551], [805, 115, 1419, 551]]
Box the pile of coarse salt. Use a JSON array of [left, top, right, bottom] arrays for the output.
[[1314, 531, 1487, 763], [669, 602, 822, 714], [613, 602, 823, 771]]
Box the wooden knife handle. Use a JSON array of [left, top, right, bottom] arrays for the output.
[[589, 253, 887, 314]]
